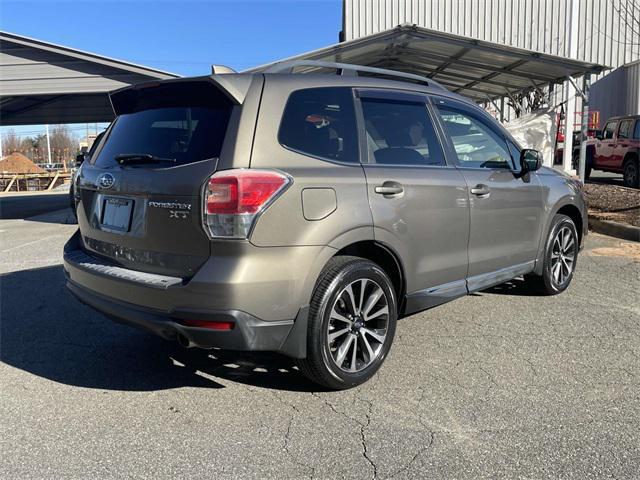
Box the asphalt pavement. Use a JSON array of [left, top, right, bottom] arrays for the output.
[[0, 210, 638, 479]]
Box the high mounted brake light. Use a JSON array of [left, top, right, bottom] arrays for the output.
[[203, 169, 290, 239]]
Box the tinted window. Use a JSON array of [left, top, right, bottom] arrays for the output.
[[618, 120, 633, 139], [634, 120, 640, 139], [361, 98, 445, 166], [94, 107, 230, 167], [603, 121, 617, 139], [278, 87, 358, 163], [436, 106, 512, 169]]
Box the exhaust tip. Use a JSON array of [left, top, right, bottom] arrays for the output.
[[177, 333, 193, 348]]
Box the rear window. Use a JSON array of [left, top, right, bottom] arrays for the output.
[[93, 82, 232, 168], [278, 87, 358, 163], [93, 107, 230, 167]]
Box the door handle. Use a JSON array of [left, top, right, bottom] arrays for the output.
[[470, 184, 490, 196], [374, 183, 404, 196]]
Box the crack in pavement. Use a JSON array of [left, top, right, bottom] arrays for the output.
[[270, 391, 316, 479], [358, 398, 378, 480]]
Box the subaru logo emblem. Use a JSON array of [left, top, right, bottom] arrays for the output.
[[97, 173, 115, 190]]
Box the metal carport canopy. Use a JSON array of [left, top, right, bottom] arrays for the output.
[[250, 24, 607, 103], [0, 31, 180, 126]]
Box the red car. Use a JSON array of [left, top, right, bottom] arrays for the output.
[[577, 115, 640, 188]]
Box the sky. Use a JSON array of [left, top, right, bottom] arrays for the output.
[[0, 0, 343, 138]]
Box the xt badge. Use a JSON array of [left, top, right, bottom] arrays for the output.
[[169, 210, 189, 219]]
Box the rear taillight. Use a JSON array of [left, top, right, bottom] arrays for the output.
[[203, 169, 290, 239]]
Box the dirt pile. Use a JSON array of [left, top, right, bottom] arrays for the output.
[[0, 153, 45, 174], [584, 183, 640, 227]]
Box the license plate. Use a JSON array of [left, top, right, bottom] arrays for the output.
[[101, 197, 133, 232]]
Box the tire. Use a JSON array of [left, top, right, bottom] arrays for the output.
[[585, 164, 592, 181], [296, 256, 397, 390], [623, 158, 639, 188], [573, 150, 592, 180], [525, 214, 579, 295]]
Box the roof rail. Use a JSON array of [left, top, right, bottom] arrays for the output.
[[264, 60, 445, 90]]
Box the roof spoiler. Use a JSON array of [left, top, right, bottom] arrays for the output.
[[109, 74, 254, 114]]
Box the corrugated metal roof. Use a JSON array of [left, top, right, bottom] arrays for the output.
[[250, 24, 608, 103], [0, 31, 180, 125]]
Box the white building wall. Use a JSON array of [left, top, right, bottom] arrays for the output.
[[343, 0, 639, 69]]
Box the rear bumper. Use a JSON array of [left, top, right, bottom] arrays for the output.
[[65, 277, 305, 353], [63, 231, 319, 357]]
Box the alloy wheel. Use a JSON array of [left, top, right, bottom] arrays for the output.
[[326, 278, 390, 373], [550, 226, 576, 287]]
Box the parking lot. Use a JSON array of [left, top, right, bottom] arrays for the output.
[[1, 208, 638, 479]]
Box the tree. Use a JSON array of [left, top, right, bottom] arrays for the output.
[[610, 0, 640, 46], [1, 129, 21, 156], [49, 125, 77, 163], [506, 88, 548, 118]]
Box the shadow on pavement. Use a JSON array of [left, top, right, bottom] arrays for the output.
[[0, 265, 319, 393], [23, 208, 77, 225], [0, 193, 70, 220], [482, 277, 542, 296], [588, 175, 625, 187]]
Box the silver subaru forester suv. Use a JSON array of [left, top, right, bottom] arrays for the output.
[[64, 61, 587, 389]]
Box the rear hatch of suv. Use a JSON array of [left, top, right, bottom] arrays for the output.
[[75, 79, 238, 278]]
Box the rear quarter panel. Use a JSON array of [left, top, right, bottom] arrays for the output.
[[248, 76, 374, 249]]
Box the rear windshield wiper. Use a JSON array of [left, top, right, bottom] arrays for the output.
[[115, 154, 177, 165]]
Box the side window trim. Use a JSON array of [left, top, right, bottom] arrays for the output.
[[429, 94, 516, 171], [354, 88, 452, 168]]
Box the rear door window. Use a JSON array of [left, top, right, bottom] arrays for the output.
[[278, 87, 358, 163], [360, 97, 445, 166], [618, 120, 633, 139]]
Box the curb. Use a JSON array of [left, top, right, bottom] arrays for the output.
[[589, 216, 640, 242]]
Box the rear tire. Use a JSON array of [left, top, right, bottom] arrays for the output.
[[573, 150, 592, 180], [623, 158, 639, 188], [296, 256, 397, 390], [525, 214, 579, 295]]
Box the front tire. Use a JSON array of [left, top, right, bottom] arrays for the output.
[[526, 214, 579, 295], [296, 256, 397, 390]]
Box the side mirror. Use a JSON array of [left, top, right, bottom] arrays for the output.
[[75, 153, 88, 167], [595, 131, 603, 140], [519, 149, 543, 175]]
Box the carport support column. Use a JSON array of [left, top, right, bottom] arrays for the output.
[[562, 0, 579, 174], [45, 124, 52, 164], [563, 82, 576, 173], [578, 74, 591, 182]]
